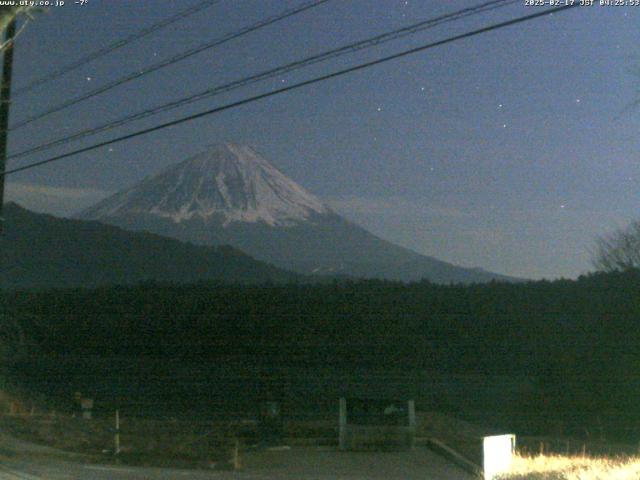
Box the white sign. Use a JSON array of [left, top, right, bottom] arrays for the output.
[[483, 434, 515, 480]]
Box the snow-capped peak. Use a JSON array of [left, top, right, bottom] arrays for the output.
[[80, 143, 329, 227]]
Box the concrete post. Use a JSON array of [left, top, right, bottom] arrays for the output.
[[115, 409, 120, 455], [339, 397, 347, 450], [408, 399, 416, 447]]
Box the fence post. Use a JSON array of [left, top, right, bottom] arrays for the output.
[[408, 400, 416, 448], [339, 398, 347, 451], [115, 410, 120, 455], [233, 438, 239, 470]]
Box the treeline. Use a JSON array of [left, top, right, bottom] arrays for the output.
[[2, 271, 640, 371], [2, 270, 640, 439]]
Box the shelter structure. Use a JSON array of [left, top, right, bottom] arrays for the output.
[[338, 397, 416, 450]]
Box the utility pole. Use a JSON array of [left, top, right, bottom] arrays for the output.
[[0, 17, 16, 235]]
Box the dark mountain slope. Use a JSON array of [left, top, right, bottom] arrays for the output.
[[0, 203, 300, 290]]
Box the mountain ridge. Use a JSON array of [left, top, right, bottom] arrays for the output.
[[0, 202, 302, 290], [78, 143, 519, 284]]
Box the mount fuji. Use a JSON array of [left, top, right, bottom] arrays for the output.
[[78, 143, 515, 284]]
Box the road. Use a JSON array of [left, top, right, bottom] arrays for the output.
[[0, 446, 474, 479]]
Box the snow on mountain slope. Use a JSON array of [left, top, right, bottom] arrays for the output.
[[81, 143, 328, 227]]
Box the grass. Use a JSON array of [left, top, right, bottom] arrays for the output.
[[498, 453, 640, 479]]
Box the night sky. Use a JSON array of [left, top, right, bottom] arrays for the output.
[[4, 0, 639, 279]]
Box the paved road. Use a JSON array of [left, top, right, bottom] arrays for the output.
[[0, 446, 474, 479]]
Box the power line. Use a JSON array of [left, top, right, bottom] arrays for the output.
[[9, 0, 332, 131], [13, 0, 223, 97], [9, 0, 518, 161], [1, 4, 579, 178]]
